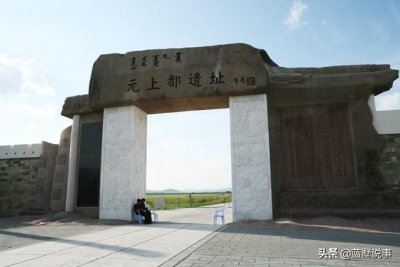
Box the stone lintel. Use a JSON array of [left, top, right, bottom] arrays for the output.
[[88, 43, 269, 111], [61, 43, 398, 117], [267, 65, 398, 107], [134, 96, 229, 114], [61, 94, 94, 118], [267, 65, 398, 92]]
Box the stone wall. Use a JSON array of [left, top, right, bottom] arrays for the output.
[[0, 127, 71, 216], [380, 134, 400, 189], [28, 142, 59, 213], [0, 157, 39, 216], [277, 191, 400, 218]]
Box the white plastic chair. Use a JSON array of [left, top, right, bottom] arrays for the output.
[[148, 206, 158, 222], [213, 207, 225, 225]]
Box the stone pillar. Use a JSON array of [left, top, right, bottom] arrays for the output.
[[99, 105, 147, 220], [65, 115, 80, 212], [368, 95, 378, 129], [229, 94, 273, 221], [50, 126, 71, 212]]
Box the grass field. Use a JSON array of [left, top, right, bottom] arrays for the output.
[[145, 193, 231, 210]]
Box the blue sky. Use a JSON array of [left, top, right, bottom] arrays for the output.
[[1, 0, 399, 190]]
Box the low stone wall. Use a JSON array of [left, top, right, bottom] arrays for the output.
[[380, 134, 400, 189], [28, 142, 59, 213], [0, 158, 39, 216], [0, 127, 70, 216]]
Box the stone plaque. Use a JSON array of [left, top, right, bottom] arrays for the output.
[[77, 122, 103, 207], [88, 43, 269, 111]]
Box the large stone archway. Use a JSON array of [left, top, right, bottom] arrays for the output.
[[61, 43, 398, 220]]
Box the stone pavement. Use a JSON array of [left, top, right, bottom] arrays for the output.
[[0, 204, 231, 266], [162, 220, 400, 267], [1, 206, 400, 267]]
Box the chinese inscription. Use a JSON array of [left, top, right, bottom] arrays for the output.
[[188, 72, 202, 87], [146, 77, 160, 90], [167, 75, 181, 88], [126, 51, 257, 93]]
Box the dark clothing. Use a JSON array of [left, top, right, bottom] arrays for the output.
[[133, 201, 152, 224], [133, 202, 145, 212]]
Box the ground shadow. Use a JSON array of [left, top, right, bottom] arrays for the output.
[[0, 229, 165, 258]]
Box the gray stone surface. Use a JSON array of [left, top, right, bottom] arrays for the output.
[[165, 221, 400, 267], [1, 207, 399, 267], [61, 44, 398, 117], [380, 134, 400, 188], [61, 94, 94, 118], [65, 115, 79, 212], [0, 205, 232, 266], [0, 158, 39, 216], [99, 106, 147, 220], [58, 43, 399, 220], [229, 94, 272, 220], [50, 126, 71, 212], [29, 142, 58, 213], [88, 43, 269, 113], [0, 206, 400, 267], [266, 64, 398, 94]]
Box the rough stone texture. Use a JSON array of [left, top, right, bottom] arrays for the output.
[[277, 191, 400, 218], [0, 158, 39, 216], [380, 134, 400, 188], [88, 43, 269, 113], [28, 142, 58, 213], [61, 94, 94, 118], [50, 126, 71, 212], [266, 64, 398, 95], [61, 44, 398, 117], [351, 99, 387, 190], [59, 43, 399, 220], [230, 94, 272, 220], [99, 106, 147, 220]]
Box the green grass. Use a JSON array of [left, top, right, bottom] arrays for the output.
[[145, 193, 231, 210]]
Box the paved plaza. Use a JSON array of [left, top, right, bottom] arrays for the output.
[[0, 205, 399, 266], [163, 220, 400, 267]]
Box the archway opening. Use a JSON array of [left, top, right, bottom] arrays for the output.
[[146, 109, 232, 220]]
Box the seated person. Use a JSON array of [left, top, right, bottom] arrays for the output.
[[133, 198, 152, 224]]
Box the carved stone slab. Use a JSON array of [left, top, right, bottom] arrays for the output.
[[61, 43, 398, 116], [88, 43, 269, 112]]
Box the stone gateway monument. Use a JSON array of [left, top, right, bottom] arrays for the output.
[[61, 43, 399, 221]]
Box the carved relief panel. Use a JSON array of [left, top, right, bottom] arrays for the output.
[[280, 104, 356, 191]]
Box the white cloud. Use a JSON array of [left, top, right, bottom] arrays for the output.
[[0, 54, 55, 97], [284, 0, 309, 30]]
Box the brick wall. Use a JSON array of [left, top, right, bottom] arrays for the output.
[[380, 134, 400, 189], [0, 158, 40, 216]]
